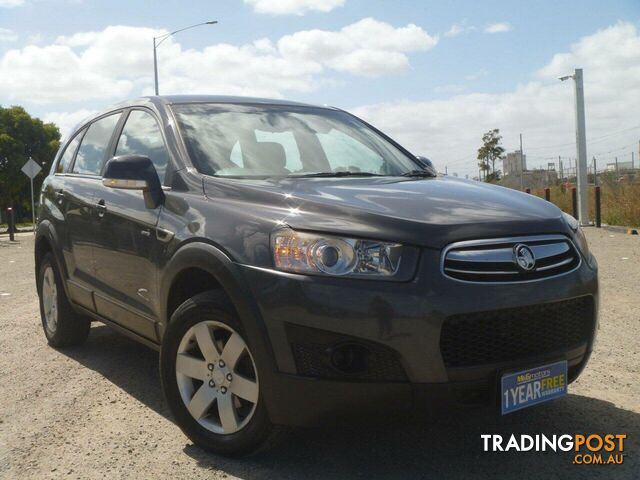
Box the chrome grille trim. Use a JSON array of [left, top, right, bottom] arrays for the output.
[[535, 256, 574, 272], [441, 234, 581, 283]]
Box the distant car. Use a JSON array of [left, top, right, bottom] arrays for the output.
[[35, 96, 599, 455]]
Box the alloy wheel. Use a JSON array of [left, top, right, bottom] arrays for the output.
[[42, 265, 58, 334], [175, 320, 259, 435]]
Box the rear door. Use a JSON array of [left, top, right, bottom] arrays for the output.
[[42, 129, 84, 288], [91, 109, 169, 340], [64, 112, 122, 310]]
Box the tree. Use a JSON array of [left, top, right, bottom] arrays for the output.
[[0, 106, 60, 222], [477, 128, 504, 182]]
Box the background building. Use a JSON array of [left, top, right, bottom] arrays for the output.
[[503, 150, 527, 175]]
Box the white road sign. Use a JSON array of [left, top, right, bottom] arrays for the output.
[[21, 157, 42, 234], [21, 157, 42, 179]]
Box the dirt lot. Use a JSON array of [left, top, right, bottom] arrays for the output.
[[0, 230, 638, 479]]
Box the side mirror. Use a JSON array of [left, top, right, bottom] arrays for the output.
[[103, 155, 164, 209], [416, 156, 438, 176]]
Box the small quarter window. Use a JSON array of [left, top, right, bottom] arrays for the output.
[[56, 130, 84, 173], [73, 113, 121, 175]]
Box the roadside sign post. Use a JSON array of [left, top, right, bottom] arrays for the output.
[[21, 157, 42, 235], [7, 207, 15, 241]]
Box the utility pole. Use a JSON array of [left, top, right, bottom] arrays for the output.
[[632, 151, 635, 171], [560, 68, 589, 225], [559, 156, 563, 183], [615, 156, 619, 178], [592, 157, 598, 186]]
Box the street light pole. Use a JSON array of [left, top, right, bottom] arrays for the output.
[[559, 68, 589, 225], [153, 20, 218, 96], [153, 37, 159, 96]]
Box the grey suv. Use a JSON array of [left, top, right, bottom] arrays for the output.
[[35, 96, 598, 455]]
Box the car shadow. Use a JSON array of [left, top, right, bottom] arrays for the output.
[[62, 325, 639, 480]]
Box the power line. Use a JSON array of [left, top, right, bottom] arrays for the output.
[[522, 124, 640, 151]]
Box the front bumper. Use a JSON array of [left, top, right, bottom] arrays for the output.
[[236, 248, 598, 426]]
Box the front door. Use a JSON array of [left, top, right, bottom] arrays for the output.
[[91, 109, 170, 341]]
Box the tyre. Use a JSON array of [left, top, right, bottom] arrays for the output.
[[38, 252, 90, 347], [160, 290, 280, 456]]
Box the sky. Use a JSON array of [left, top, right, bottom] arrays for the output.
[[1, 0, 639, 178]]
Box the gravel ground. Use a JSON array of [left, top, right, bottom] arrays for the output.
[[0, 229, 638, 479]]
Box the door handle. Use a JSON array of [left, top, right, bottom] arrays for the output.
[[156, 227, 174, 242], [55, 190, 64, 204], [96, 199, 107, 218]]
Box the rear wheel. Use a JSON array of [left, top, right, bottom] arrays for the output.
[[160, 290, 280, 455], [38, 253, 90, 347]]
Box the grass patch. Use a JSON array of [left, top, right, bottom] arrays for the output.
[[527, 182, 640, 227]]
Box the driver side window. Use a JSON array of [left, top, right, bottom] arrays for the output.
[[115, 110, 169, 183]]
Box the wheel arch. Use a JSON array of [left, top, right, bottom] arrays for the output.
[[159, 241, 276, 373], [35, 221, 69, 296]]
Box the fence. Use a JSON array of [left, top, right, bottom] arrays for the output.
[[500, 167, 640, 227]]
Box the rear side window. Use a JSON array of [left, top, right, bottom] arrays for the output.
[[115, 110, 169, 183], [73, 113, 121, 175], [56, 130, 84, 173]]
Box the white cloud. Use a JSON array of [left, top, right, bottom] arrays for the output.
[[0, 44, 134, 103], [0, 19, 436, 105], [0, 0, 24, 7], [444, 23, 464, 37], [484, 22, 512, 34], [244, 0, 344, 15], [43, 109, 96, 137], [444, 20, 475, 38], [0, 28, 17, 42], [278, 17, 438, 76], [353, 22, 640, 177]]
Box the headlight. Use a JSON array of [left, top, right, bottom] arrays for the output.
[[562, 212, 591, 260], [272, 229, 403, 278]]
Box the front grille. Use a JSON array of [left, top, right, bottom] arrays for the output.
[[286, 323, 407, 381], [440, 296, 594, 368], [442, 235, 580, 283]]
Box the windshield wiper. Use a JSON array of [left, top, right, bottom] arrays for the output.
[[400, 169, 437, 178], [289, 171, 384, 178]]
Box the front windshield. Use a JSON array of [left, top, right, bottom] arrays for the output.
[[171, 103, 420, 177]]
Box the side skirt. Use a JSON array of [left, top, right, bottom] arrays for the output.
[[72, 303, 161, 352]]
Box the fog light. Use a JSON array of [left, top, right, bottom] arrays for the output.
[[327, 343, 370, 374]]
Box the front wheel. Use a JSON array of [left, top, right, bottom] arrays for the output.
[[160, 290, 280, 455]]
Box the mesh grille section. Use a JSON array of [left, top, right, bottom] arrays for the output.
[[440, 297, 594, 368]]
